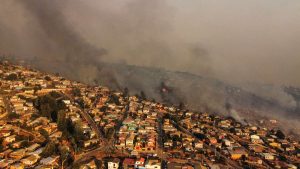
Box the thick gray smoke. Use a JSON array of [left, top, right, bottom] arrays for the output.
[[1, 0, 300, 85], [0, 0, 107, 83], [0, 0, 300, 133], [0, 0, 213, 82], [21, 0, 108, 83]]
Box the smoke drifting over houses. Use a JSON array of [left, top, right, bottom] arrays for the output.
[[1, 0, 300, 85], [0, 0, 300, 131], [10, 0, 107, 83]]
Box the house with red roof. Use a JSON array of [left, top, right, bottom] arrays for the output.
[[123, 158, 135, 169]]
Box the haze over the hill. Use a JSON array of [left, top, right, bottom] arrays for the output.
[[0, 0, 300, 86]]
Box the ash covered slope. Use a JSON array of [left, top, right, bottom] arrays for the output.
[[98, 63, 300, 118], [97, 63, 300, 135], [17, 55, 300, 126]]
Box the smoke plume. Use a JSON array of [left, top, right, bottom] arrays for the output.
[[1, 0, 107, 83]]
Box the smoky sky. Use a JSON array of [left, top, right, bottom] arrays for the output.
[[0, 0, 300, 86]]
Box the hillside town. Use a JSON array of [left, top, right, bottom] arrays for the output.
[[0, 60, 299, 169]]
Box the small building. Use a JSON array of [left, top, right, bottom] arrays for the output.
[[145, 158, 161, 169], [229, 147, 248, 160], [28, 147, 44, 156], [261, 153, 275, 161], [21, 155, 40, 166], [222, 139, 231, 147], [209, 137, 217, 145], [135, 158, 145, 169], [83, 139, 99, 148], [195, 141, 204, 149], [0, 149, 13, 158], [246, 156, 263, 165], [4, 135, 16, 143], [10, 149, 26, 159], [164, 140, 173, 148], [80, 159, 97, 169], [0, 130, 11, 137], [108, 158, 120, 169], [9, 162, 25, 169], [40, 156, 60, 165], [123, 158, 135, 169], [0, 159, 14, 168], [12, 141, 26, 149], [126, 134, 135, 149], [27, 143, 41, 152]]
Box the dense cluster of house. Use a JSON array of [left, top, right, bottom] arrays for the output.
[[161, 109, 300, 168], [0, 62, 98, 168], [114, 99, 158, 156], [0, 61, 299, 169], [79, 157, 162, 169]]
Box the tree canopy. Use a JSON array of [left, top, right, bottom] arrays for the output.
[[34, 91, 66, 122], [5, 73, 18, 81]]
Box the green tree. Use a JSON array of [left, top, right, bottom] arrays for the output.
[[172, 135, 182, 142], [241, 155, 247, 162], [59, 146, 70, 161], [106, 127, 115, 139], [44, 76, 52, 81], [74, 121, 85, 141], [66, 119, 75, 135], [99, 106, 108, 112], [72, 88, 81, 97], [5, 73, 18, 81], [7, 112, 20, 120], [41, 141, 57, 157], [178, 102, 185, 110], [33, 85, 42, 93], [123, 87, 129, 97], [0, 138, 3, 151], [57, 110, 67, 131], [140, 91, 146, 100], [39, 128, 49, 140], [20, 140, 29, 148], [34, 92, 66, 122], [276, 130, 285, 140], [76, 98, 85, 109], [59, 145, 71, 168], [109, 94, 120, 105], [70, 137, 79, 153]]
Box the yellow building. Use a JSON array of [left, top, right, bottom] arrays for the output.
[[230, 148, 248, 160]]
